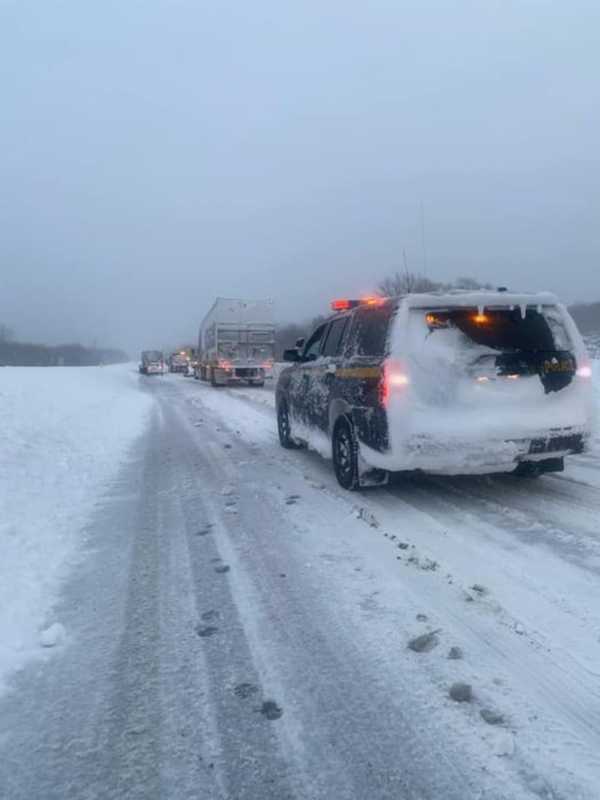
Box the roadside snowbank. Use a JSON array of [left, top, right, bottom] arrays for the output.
[[0, 364, 152, 693]]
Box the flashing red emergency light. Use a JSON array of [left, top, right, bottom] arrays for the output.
[[331, 299, 354, 311], [330, 297, 388, 312]]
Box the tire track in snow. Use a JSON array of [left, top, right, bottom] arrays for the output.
[[179, 376, 600, 798]]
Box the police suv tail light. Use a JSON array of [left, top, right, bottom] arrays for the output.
[[576, 362, 592, 379], [380, 359, 410, 406]]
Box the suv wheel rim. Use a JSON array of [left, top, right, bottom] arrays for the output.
[[335, 425, 354, 483]]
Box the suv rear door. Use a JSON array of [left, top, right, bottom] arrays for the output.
[[343, 303, 397, 449], [307, 314, 351, 431], [287, 323, 328, 426]]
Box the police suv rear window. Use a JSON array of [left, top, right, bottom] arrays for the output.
[[349, 305, 395, 356]]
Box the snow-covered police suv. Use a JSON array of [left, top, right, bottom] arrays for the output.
[[276, 292, 593, 490]]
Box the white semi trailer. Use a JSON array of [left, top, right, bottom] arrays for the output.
[[196, 298, 275, 386]]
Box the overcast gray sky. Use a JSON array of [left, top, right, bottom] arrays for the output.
[[1, 0, 599, 353]]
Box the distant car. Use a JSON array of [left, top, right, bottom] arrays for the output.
[[276, 292, 594, 489], [139, 350, 165, 375]]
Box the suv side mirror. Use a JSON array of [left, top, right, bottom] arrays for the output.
[[283, 348, 301, 363], [295, 337, 305, 349]]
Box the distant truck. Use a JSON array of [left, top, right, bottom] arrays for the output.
[[196, 298, 275, 386], [139, 350, 165, 375], [168, 351, 189, 373]]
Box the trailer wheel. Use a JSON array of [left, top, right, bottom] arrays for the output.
[[210, 368, 217, 387]]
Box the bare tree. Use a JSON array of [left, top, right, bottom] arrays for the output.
[[454, 276, 493, 290], [377, 271, 443, 297], [274, 314, 328, 358], [378, 271, 493, 297]]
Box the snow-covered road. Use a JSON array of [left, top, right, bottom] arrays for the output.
[[1, 369, 600, 799]]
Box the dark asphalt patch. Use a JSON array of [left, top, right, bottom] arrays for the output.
[[196, 524, 214, 536], [449, 682, 472, 703], [210, 557, 222, 563], [234, 683, 259, 699], [201, 610, 218, 621], [196, 625, 219, 638], [480, 708, 505, 725], [285, 495, 301, 505], [259, 701, 283, 721], [408, 631, 440, 653], [470, 584, 488, 596], [215, 565, 230, 574]]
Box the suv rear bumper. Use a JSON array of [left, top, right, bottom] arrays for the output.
[[359, 427, 589, 476]]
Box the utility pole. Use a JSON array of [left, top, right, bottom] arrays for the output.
[[420, 201, 428, 277]]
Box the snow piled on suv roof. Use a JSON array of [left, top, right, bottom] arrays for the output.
[[403, 290, 559, 309]]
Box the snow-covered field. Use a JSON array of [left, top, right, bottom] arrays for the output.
[[0, 365, 152, 694]]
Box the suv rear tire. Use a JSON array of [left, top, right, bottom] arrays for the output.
[[277, 401, 300, 449], [333, 418, 359, 490]]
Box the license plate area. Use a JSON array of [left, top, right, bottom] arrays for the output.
[[529, 434, 583, 455]]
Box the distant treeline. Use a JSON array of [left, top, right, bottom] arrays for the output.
[[0, 340, 129, 367]]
